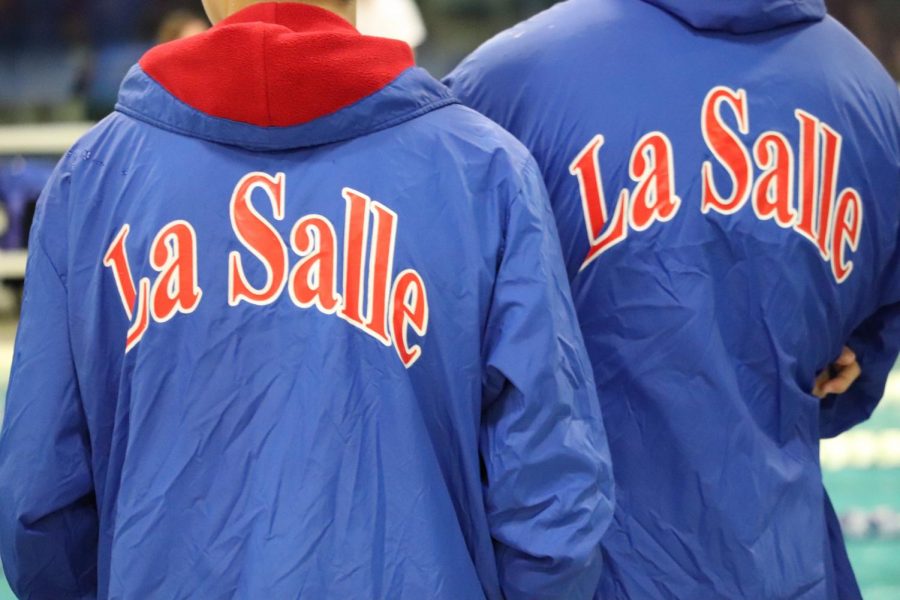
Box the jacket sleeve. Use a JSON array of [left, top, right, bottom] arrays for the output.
[[820, 294, 900, 439], [820, 213, 900, 438], [480, 159, 614, 600], [0, 169, 98, 599]]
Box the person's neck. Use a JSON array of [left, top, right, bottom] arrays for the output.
[[224, 1, 355, 26]]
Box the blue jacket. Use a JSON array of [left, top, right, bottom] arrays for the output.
[[447, 0, 900, 598], [0, 4, 614, 599]]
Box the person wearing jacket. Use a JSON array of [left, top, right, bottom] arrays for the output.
[[0, 2, 614, 598], [446, 0, 900, 598]]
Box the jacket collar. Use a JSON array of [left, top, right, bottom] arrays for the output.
[[115, 3, 456, 150], [116, 65, 454, 150]]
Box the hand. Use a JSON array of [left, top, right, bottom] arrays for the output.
[[813, 346, 861, 399]]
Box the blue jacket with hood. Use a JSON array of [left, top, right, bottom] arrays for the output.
[[0, 4, 614, 599], [446, 0, 900, 598]]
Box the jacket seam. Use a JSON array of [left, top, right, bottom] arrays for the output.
[[114, 97, 459, 151]]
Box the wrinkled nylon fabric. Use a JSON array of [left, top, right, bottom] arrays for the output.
[[446, 0, 900, 598], [0, 7, 614, 599], [642, 0, 826, 34]]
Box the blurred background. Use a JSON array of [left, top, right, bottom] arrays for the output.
[[0, 0, 898, 598]]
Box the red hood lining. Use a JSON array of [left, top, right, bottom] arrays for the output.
[[139, 3, 415, 128]]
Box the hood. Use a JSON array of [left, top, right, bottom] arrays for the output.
[[114, 2, 455, 150], [642, 0, 826, 34]]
